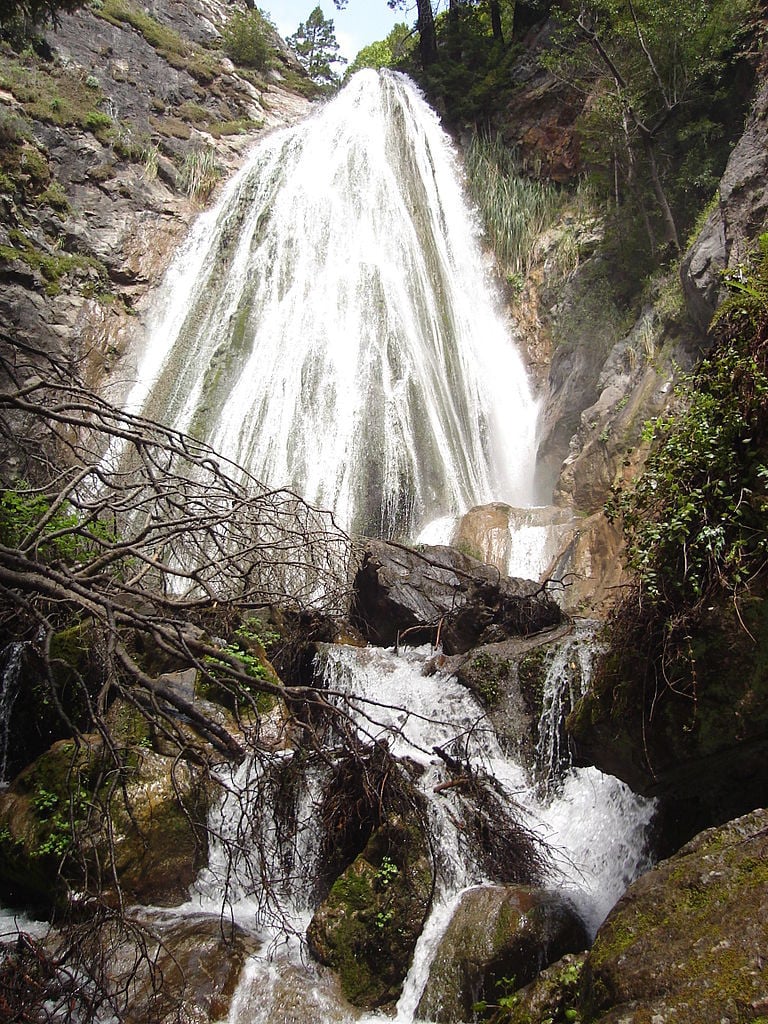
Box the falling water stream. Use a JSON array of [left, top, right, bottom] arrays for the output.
[[122, 69, 538, 539], [2, 71, 657, 1021], [114, 70, 656, 1023], [173, 636, 655, 1024]]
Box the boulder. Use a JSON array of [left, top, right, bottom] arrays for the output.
[[0, 734, 211, 911], [112, 913, 258, 1024], [579, 808, 768, 1023], [351, 540, 562, 655], [416, 884, 588, 1023], [568, 594, 768, 848], [306, 817, 433, 1010]]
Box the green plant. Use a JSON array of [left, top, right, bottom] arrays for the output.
[[465, 133, 565, 277], [375, 854, 399, 887], [179, 146, 221, 201], [607, 234, 768, 609], [221, 9, 273, 71], [0, 484, 112, 562]]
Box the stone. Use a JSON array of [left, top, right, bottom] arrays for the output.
[[111, 913, 258, 1024], [416, 884, 588, 1023], [580, 809, 768, 1023], [351, 540, 562, 655], [568, 592, 768, 848], [306, 817, 433, 1010], [0, 733, 211, 912], [681, 79, 768, 333]]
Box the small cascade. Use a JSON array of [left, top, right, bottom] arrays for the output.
[[195, 634, 655, 1024], [534, 621, 602, 794], [0, 642, 24, 787], [123, 70, 538, 539]]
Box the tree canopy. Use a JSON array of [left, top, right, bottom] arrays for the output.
[[546, 0, 758, 254], [288, 6, 344, 87]]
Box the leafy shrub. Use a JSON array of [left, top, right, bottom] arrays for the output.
[[221, 9, 273, 71], [608, 233, 768, 610]]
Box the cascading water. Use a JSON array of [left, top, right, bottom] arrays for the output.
[[122, 70, 538, 539], [170, 636, 654, 1024], [100, 70, 655, 1022]]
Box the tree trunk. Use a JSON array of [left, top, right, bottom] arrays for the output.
[[416, 0, 438, 66], [490, 0, 504, 42], [640, 131, 680, 251]]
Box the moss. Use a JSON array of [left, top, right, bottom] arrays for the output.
[[517, 646, 549, 713], [0, 229, 108, 296], [0, 50, 112, 141], [95, 0, 222, 84]]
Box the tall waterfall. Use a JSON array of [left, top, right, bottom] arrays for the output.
[[124, 70, 538, 539]]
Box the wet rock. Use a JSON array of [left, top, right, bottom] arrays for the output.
[[0, 733, 211, 911], [111, 913, 258, 1024], [568, 594, 768, 847], [351, 540, 562, 655], [416, 884, 588, 1023], [306, 816, 433, 1010], [580, 808, 768, 1023], [449, 625, 572, 765], [498, 951, 587, 1023]]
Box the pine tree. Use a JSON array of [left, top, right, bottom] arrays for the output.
[[288, 6, 344, 87]]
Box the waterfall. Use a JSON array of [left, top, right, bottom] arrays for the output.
[[180, 639, 654, 1024], [123, 70, 538, 539], [0, 642, 24, 788]]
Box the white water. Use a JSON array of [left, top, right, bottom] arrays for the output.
[[123, 70, 538, 539], [97, 69, 653, 1022], [179, 638, 654, 1024]]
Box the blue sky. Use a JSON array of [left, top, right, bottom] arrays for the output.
[[266, 1, 416, 64]]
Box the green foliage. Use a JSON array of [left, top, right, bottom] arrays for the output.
[[179, 146, 221, 201], [288, 6, 342, 88], [221, 7, 273, 71], [0, 48, 113, 140], [345, 22, 413, 78], [0, 484, 112, 561], [375, 854, 399, 887], [545, 0, 758, 255], [608, 234, 768, 609], [0, 0, 82, 39], [464, 133, 565, 276]]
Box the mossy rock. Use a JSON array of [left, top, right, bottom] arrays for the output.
[[0, 733, 212, 912], [306, 816, 433, 1010], [578, 808, 768, 1023], [0, 736, 103, 911], [491, 951, 587, 1024], [416, 885, 588, 1024], [568, 593, 768, 845]]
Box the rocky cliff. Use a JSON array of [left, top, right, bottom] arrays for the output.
[[0, 0, 310, 388]]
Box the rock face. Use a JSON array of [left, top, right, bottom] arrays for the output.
[[416, 884, 588, 1024], [351, 540, 562, 655], [568, 594, 768, 848], [306, 817, 433, 1010], [681, 78, 768, 333], [504, 810, 768, 1023], [0, 0, 311, 404]]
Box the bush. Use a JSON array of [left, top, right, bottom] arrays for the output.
[[221, 9, 273, 71]]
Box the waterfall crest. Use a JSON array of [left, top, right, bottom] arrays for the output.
[[125, 70, 538, 538]]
